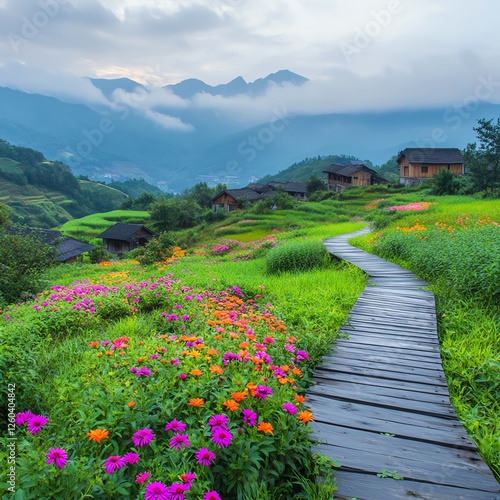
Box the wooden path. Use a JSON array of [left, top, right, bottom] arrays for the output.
[[307, 227, 500, 499]]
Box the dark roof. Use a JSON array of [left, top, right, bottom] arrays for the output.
[[283, 182, 307, 193], [397, 148, 464, 164], [96, 223, 154, 241], [323, 163, 388, 184], [56, 238, 95, 262], [212, 188, 263, 203], [6, 226, 95, 261]]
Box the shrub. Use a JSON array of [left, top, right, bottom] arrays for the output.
[[128, 231, 177, 265], [265, 240, 330, 274]]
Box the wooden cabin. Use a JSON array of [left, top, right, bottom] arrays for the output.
[[211, 188, 265, 212], [397, 148, 465, 186], [6, 227, 95, 263], [268, 182, 308, 200], [323, 163, 387, 192], [97, 223, 154, 254]]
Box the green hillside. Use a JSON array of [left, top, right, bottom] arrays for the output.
[[259, 154, 374, 183], [0, 140, 129, 228]]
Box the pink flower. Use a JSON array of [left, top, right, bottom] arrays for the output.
[[165, 419, 186, 432], [242, 409, 257, 426], [104, 455, 126, 474], [282, 402, 298, 415], [135, 366, 151, 377], [195, 448, 216, 466], [254, 385, 273, 400], [15, 411, 34, 426], [135, 471, 151, 483], [203, 491, 223, 500], [132, 428, 155, 447], [123, 451, 140, 464], [180, 471, 197, 484], [46, 448, 68, 469], [145, 481, 169, 500], [169, 433, 190, 450], [207, 414, 228, 429], [27, 415, 49, 435], [211, 428, 233, 448], [169, 482, 190, 499]]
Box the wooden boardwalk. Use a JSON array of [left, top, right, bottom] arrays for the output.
[[307, 227, 500, 499]]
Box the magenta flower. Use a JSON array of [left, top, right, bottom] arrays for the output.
[[27, 415, 49, 435], [282, 402, 298, 415], [207, 414, 228, 429], [203, 491, 223, 500], [123, 451, 140, 464], [169, 482, 190, 499], [165, 419, 186, 432], [211, 428, 233, 448], [242, 409, 257, 426], [180, 471, 197, 483], [255, 385, 273, 400], [195, 448, 216, 466], [177, 373, 187, 380], [46, 448, 68, 469], [132, 428, 156, 447], [145, 481, 170, 500], [104, 455, 126, 474], [169, 433, 190, 450], [135, 366, 151, 377], [15, 411, 34, 426], [135, 471, 151, 483], [295, 350, 310, 361]]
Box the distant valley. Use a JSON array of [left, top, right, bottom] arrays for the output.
[[1, 70, 498, 191]]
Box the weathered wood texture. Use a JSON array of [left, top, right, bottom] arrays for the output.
[[308, 227, 499, 499]]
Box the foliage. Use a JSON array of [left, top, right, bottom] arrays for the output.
[[428, 168, 461, 195], [0, 231, 57, 305], [0, 203, 10, 227], [464, 118, 500, 194], [128, 232, 178, 265], [150, 197, 203, 232], [374, 154, 399, 184], [184, 182, 227, 209], [265, 240, 330, 275], [306, 175, 326, 196]]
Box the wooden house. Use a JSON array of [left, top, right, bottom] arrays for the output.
[[97, 223, 154, 254], [397, 148, 465, 186], [268, 182, 308, 200], [211, 188, 265, 212], [7, 227, 95, 263], [323, 162, 387, 192]]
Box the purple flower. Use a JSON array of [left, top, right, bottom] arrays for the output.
[[242, 409, 257, 426], [180, 471, 197, 484], [255, 385, 273, 400], [123, 451, 140, 464], [135, 471, 151, 483], [104, 455, 126, 474], [282, 402, 298, 415], [207, 414, 228, 429], [177, 373, 186, 380], [203, 491, 223, 500], [181, 315, 190, 322], [166, 314, 179, 322], [165, 419, 186, 432], [15, 411, 34, 426], [145, 481, 170, 500], [211, 428, 233, 448], [169, 433, 190, 450], [170, 358, 180, 365], [195, 448, 216, 466], [169, 482, 189, 500], [135, 366, 151, 377], [132, 428, 155, 447], [46, 448, 68, 469], [295, 350, 310, 361], [27, 415, 49, 435]]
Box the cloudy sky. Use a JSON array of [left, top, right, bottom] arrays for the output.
[[1, 0, 499, 119]]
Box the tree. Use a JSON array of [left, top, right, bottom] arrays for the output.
[[150, 197, 202, 232], [306, 175, 326, 195], [0, 203, 10, 228], [429, 168, 460, 195], [375, 155, 400, 184], [464, 118, 500, 193]]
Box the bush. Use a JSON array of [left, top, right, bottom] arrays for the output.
[[128, 231, 177, 265], [265, 240, 330, 274]]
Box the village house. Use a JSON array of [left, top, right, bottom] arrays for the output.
[[397, 148, 465, 186], [97, 222, 154, 254], [323, 162, 388, 192], [7, 227, 95, 263]]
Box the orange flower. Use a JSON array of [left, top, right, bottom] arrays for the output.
[[127, 401, 135, 408], [188, 398, 204, 407], [206, 348, 218, 356], [297, 411, 313, 423], [257, 422, 274, 435], [88, 341, 99, 348], [190, 369, 202, 377], [295, 395, 305, 404], [223, 399, 239, 412], [86, 429, 109, 443], [231, 391, 247, 402], [239, 342, 250, 349], [209, 365, 224, 375]]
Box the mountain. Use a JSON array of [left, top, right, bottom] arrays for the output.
[[0, 70, 498, 191]]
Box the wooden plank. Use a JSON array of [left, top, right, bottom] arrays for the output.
[[340, 326, 439, 342], [312, 426, 499, 492], [307, 396, 477, 449], [314, 369, 450, 395], [335, 336, 441, 353], [332, 471, 500, 500], [308, 383, 457, 418], [332, 341, 444, 361]]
